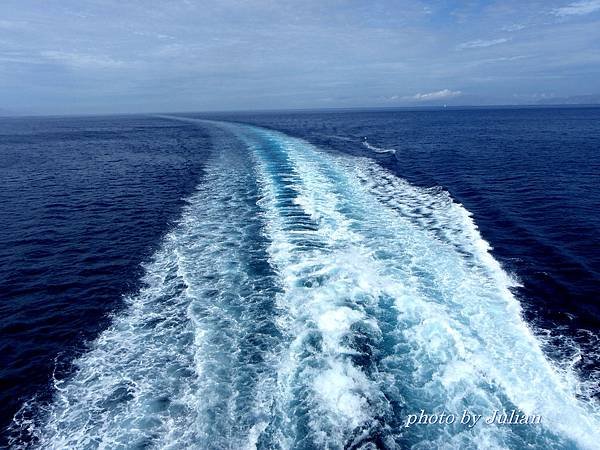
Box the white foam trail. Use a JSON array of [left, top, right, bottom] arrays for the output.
[[350, 162, 600, 449], [363, 138, 396, 154], [14, 118, 599, 449], [228, 122, 599, 449], [10, 126, 283, 449]]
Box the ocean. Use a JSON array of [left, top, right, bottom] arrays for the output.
[[1, 108, 599, 449]]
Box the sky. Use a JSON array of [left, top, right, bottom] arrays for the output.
[[1, 0, 600, 114]]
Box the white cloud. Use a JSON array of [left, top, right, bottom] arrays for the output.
[[502, 23, 526, 32], [552, 0, 600, 16], [0, 52, 44, 64], [133, 31, 176, 41], [457, 38, 509, 50], [41, 51, 127, 69], [406, 89, 462, 101], [0, 19, 28, 30]]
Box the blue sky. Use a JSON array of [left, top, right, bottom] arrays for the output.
[[1, 0, 600, 114]]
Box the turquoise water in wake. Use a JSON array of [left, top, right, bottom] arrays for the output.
[[9, 118, 599, 449]]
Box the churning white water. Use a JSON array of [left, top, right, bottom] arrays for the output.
[[14, 119, 599, 450]]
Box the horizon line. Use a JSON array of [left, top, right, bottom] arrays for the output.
[[2, 102, 600, 119]]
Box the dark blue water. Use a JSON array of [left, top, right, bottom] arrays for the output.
[[0, 116, 210, 444], [1, 108, 599, 448]]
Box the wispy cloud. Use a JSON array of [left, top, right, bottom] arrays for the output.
[[1, 1, 600, 113], [502, 23, 526, 32], [41, 51, 127, 69], [457, 38, 509, 50], [133, 31, 176, 41], [407, 89, 462, 101], [0, 19, 28, 30], [0, 51, 44, 65], [552, 0, 600, 16]]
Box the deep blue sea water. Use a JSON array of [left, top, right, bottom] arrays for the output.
[[1, 108, 599, 449]]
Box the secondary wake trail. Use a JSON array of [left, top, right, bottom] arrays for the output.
[[12, 118, 599, 449]]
